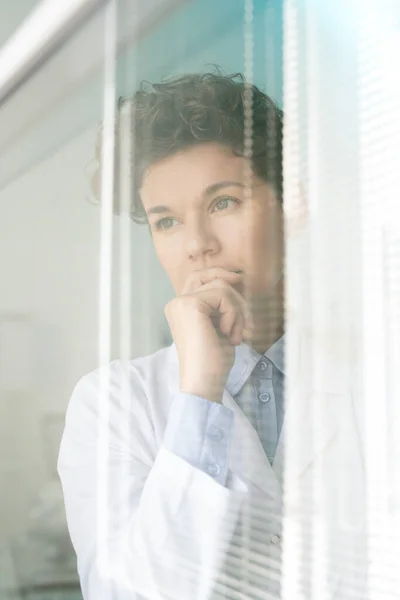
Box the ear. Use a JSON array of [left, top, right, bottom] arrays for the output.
[[284, 180, 309, 237]]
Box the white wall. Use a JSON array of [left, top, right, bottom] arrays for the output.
[[0, 124, 173, 543], [0, 0, 39, 46]]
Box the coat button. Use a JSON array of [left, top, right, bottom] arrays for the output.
[[208, 426, 224, 441], [270, 534, 281, 545], [259, 392, 270, 403], [207, 463, 221, 477]]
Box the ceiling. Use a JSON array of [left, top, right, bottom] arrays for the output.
[[0, 0, 276, 192], [0, 0, 190, 191]]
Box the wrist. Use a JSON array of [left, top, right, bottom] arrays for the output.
[[180, 378, 225, 404]]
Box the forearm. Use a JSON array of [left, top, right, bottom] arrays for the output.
[[163, 392, 234, 486]]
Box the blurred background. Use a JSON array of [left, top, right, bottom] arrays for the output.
[[0, 0, 399, 599]]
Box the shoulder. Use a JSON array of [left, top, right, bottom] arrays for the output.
[[66, 344, 177, 419], [77, 343, 175, 387], [62, 345, 178, 451]]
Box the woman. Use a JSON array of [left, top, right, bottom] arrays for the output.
[[58, 71, 365, 600]]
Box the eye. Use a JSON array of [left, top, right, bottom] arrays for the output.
[[153, 217, 179, 231], [212, 196, 239, 212]]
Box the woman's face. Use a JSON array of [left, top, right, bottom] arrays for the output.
[[140, 142, 284, 302]]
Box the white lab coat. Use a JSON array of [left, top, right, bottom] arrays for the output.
[[58, 332, 367, 600]]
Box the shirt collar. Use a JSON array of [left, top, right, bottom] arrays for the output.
[[169, 334, 285, 398], [265, 334, 285, 374], [226, 335, 285, 397]]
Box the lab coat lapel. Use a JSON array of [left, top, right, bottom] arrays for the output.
[[273, 328, 342, 484], [221, 388, 282, 500]]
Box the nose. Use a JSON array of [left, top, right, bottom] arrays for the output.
[[184, 216, 220, 260]]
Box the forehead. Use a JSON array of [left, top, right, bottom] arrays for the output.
[[140, 143, 248, 206]]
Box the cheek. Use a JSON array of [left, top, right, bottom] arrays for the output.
[[217, 218, 247, 258], [235, 213, 269, 265], [252, 212, 284, 287], [238, 209, 283, 277], [153, 236, 187, 292]]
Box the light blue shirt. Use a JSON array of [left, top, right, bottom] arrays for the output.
[[163, 336, 285, 486]]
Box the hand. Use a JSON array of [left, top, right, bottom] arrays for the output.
[[164, 268, 253, 403]]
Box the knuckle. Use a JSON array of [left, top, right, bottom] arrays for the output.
[[213, 279, 231, 294], [185, 272, 196, 286], [164, 300, 174, 318], [179, 294, 200, 310], [165, 296, 199, 322], [165, 296, 183, 313], [215, 278, 229, 289]]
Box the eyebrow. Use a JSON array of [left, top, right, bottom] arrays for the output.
[[146, 180, 246, 216]]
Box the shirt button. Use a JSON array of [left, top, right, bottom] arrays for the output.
[[259, 360, 268, 371], [259, 392, 270, 403], [270, 534, 281, 545], [208, 426, 224, 442], [207, 463, 221, 477]]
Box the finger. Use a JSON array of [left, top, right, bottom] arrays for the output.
[[229, 312, 245, 346], [194, 285, 246, 343], [196, 278, 253, 332], [181, 267, 242, 295], [219, 298, 238, 339]]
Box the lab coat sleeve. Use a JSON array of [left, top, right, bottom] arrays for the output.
[[57, 363, 247, 600], [163, 393, 234, 486]]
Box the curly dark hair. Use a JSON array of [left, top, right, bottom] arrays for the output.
[[94, 69, 283, 224]]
